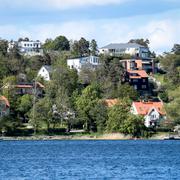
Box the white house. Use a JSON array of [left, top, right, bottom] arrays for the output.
[[131, 101, 166, 127], [99, 43, 150, 59], [67, 56, 100, 72], [38, 65, 52, 81], [8, 39, 43, 56]]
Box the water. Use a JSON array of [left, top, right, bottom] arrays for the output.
[[0, 140, 180, 180]]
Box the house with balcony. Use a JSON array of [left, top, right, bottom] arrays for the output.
[[99, 43, 150, 60], [120, 59, 155, 73], [67, 56, 100, 72], [131, 101, 166, 127]]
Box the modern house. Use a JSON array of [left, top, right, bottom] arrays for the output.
[[99, 43, 150, 60], [125, 70, 149, 91], [8, 39, 43, 56], [67, 56, 100, 72], [38, 65, 52, 81], [120, 59, 155, 73], [0, 96, 10, 118], [131, 101, 166, 127]]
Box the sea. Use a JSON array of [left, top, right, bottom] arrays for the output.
[[0, 140, 180, 180]]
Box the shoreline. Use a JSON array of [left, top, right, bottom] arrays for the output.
[[0, 132, 170, 141]]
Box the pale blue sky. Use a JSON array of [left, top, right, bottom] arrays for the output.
[[0, 0, 180, 53]]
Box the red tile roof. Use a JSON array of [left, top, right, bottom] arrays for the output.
[[128, 70, 148, 78], [133, 101, 166, 115], [104, 99, 119, 107], [0, 96, 10, 107]]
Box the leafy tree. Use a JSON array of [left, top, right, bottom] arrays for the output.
[[89, 102, 108, 132], [90, 39, 98, 56], [0, 39, 8, 56], [121, 115, 146, 137], [115, 83, 139, 100], [75, 84, 102, 132], [172, 44, 180, 55], [72, 38, 90, 57], [29, 97, 53, 133], [53, 36, 70, 51], [128, 38, 150, 47], [17, 94, 33, 122], [106, 101, 129, 132]]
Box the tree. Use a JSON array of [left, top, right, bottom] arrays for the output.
[[29, 97, 53, 133], [53, 36, 70, 51], [75, 84, 102, 132], [17, 94, 33, 122], [106, 101, 129, 132], [115, 83, 139, 100], [128, 38, 150, 48], [0, 39, 8, 56], [172, 44, 180, 55], [121, 115, 146, 137], [89, 102, 108, 132], [72, 38, 90, 57], [90, 39, 98, 56]]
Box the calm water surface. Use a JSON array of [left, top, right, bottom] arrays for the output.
[[0, 140, 180, 180]]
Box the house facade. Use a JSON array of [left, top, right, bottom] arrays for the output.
[[15, 82, 44, 96], [8, 40, 43, 56], [125, 70, 149, 91], [131, 101, 166, 127], [38, 65, 52, 81], [67, 56, 100, 72], [120, 59, 155, 73], [0, 96, 10, 118], [99, 43, 150, 60]]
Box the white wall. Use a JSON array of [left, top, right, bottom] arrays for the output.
[[38, 67, 50, 81]]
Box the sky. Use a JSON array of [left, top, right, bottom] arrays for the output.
[[0, 0, 180, 54]]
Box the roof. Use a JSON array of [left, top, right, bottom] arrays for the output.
[[104, 99, 119, 107], [43, 65, 52, 73], [100, 43, 145, 49], [0, 96, 10, 107], [127, 70, 148, 78], [15, 82, 45, 89], [133, 101, 166, 115]]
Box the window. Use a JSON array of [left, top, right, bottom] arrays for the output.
[[142, 79, 146, 83], [142, 85, 146, 89], [132, 79, 138, 83]]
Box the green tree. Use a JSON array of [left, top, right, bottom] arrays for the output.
[[17, 94, 33, 122], [172, 44, 180, 55], [89, 102, 108, 132], [106, 101, 129, 132], [53, 35, 70, 51], [75, 84, 102, 132], [90, 39, 98, 56], [128, 38, 150, 47], [0, 39, 8, 56], [122, 115, 146, 137]]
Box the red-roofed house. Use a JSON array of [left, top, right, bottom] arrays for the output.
[[125, 70, 149, 91], [131, 101, 166, 127], [0, 96, 10, 117]]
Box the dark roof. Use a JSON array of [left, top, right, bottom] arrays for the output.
[[43, 65, 52, 73], [100, 43, 145, 49]]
